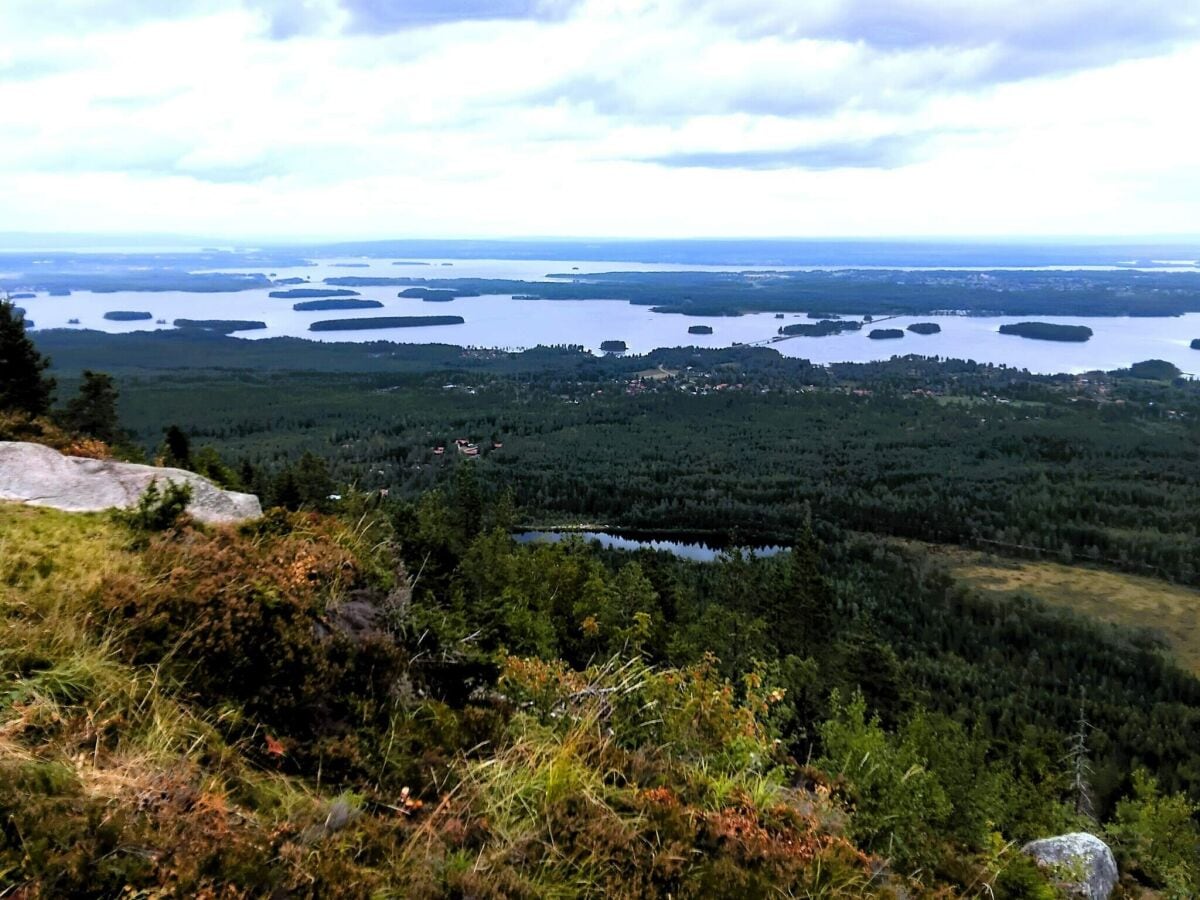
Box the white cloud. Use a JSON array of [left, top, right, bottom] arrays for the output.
[[0, 1, 1198, 238]]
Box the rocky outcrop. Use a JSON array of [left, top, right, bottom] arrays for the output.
[[1022, 833, 1118, 899], [0, 441, 261, 524]]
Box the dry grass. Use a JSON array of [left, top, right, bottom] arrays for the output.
[[920, 542, 1200, 674], [0, 502, 322, 837], [396, 656, 877, 898], [0, 504, 191, 756]]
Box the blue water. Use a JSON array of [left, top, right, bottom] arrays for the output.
[[514, 530, 785, 562], [17, 257, 1200, 375]]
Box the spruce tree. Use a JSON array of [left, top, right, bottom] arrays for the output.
[[60, 370, 123, 444], [0, 300, 55, 416], [295, 452, 335, 510], [162, 424, 191, 467]]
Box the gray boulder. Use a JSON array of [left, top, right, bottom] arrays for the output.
[[0, 441, 261, 524], [1022, 832, 1118, 899]]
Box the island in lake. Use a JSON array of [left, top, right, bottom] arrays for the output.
[[868, 328, 905, 340], [9, 292, 35, 300], [600, 340, 627, 352], [292, 299, 384, 311], [173, 319, 267, 334], [274, 277, 308, 285], [325, 277, 416, 287], [780, 319, 862, 337], [687, 325, 713, 335], [999, 322, 1093, 342], [398, 288, 472, 301], [269, 288, 360, 299], [308, 315, 464, 332], [1192, 339, 1200, 350], [907, 322, 941, 335], [103, 311, 153, 321]]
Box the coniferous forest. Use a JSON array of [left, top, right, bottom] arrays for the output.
[[3, 309, 1200, 896], [7, 0, 1200, 892]]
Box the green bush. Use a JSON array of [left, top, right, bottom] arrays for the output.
[[818, 690, 951, 870], [118, 479, 192, 532], [1108, 768, 1199, 892]]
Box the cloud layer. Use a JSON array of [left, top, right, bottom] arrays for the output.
[[1, 0, 1198, 238]]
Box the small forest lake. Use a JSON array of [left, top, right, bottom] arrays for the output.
[[18, 257, 1200, 375], [515, 530, 787, 562]]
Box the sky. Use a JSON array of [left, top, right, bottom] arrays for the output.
[[1, 0, 1199, 240]]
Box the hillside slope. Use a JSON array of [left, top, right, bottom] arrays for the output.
[[0, 504, 883, 897], [4, 496, 1197, 896]]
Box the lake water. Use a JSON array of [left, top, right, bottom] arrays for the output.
[[17, 256, 1200, 375], [515, 530, 786, 562]]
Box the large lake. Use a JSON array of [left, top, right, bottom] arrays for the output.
[[19, 257, 1200, 375]]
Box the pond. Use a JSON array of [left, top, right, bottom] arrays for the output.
[[514, 530, 786, 562]]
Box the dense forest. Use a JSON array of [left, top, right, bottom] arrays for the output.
[[4, 306, 1200, 895], [48, 337, 1197, 589]]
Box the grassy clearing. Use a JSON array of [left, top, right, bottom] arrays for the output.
[[922, 542, 1200, 674], [633, 366, 677, 380]]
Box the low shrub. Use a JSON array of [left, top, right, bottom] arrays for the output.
[[97, 515, 408, 783]]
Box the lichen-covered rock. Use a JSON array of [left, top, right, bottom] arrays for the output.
[[0, 441, 261, 524], [1022, 833, 1118, 899]]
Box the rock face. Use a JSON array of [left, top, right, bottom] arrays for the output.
[[1021, 833, 1118, 899], [0, 441, 261, 524]]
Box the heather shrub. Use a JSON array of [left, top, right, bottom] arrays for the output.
[[97, 516, 408, 781], [394, 654, 879, 898]]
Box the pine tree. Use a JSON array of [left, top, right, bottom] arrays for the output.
[[60, 370, 123, 444], [0, 300, 55, 416]]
